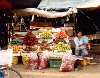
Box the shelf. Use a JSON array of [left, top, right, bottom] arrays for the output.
[[21, 53, 31, 56], [13, 52, 21, 56]]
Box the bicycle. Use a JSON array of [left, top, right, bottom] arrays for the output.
[[0, 49, 23, 78]]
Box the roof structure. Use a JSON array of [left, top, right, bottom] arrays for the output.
[[38, 0, 100, 9]]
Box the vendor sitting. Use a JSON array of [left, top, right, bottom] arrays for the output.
[[74, 31, 89, 56]]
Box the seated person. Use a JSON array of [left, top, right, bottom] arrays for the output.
[[74, 31, 89, 56]]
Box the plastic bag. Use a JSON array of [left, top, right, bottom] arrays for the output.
[[60, 54, 76, 72], [27, 53, 39, 69], [0, 49, 13, 67], [38, 52, 49, 70]]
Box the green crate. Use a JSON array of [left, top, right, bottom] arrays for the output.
[[49, 59, 62, 68]]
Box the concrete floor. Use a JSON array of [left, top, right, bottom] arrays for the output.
[[12, 64, 100, 78]]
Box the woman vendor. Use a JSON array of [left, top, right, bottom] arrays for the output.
[[74, 31, 89, 56], [73, 31, 89, 70]]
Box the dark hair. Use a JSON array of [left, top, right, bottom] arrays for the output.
[[76, 30, 82, 34]]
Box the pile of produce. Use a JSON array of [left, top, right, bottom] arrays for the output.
[[22, 55, 29, 67], [39, 40, 52, 51], [11, 39, 23, 44], [22, 45, 38, 52], [40, 32, 52, 38], [55, 30, 67, 39], [11, 44, 21, 52], [22, 31, 38, 46], [60, 54, 76, 72], [54, 42, 71, 51], [12, 56, 19, 65]]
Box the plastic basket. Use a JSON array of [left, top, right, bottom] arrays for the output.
[[0, 49, 13, 66], [49, 59, 62, 68]]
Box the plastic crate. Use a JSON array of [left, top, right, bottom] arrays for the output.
[[49, 59, 62, 68]]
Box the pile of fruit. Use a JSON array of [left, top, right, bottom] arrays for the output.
[[22, 31, 38, 46], [11, 44, 21, 52], [40, 32, 52, 38], [23, 45, 38, 52], [39, 40, 52, 51], [12, 56, 19, 65], [54, 42, 71, 51], [55, 30, 67, 39], [22, 56, 29, 67], [11, 39, 23, 44]]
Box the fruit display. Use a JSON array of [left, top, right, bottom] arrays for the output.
[[60, 55, 76, 72], [55, 30, 67, 39], [22, 45, 38, 52], [39, 40, 52, 51], [22, 55, 29, 67], [12, 56, 18, 65], [54, 42, 71, 51], [11, 44, 21, 52], [40, 32, 52, 38], [22, 30, 38, 46], [11, 38, 23, 44]]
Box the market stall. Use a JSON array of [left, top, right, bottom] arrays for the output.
[[0, 0, 99, 72]]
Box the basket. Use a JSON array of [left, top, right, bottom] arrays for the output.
[[49, 59, 62, 68], [0, 49, 13, 66], [78, 58, 90, 66]]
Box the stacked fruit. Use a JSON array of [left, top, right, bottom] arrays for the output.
[[54, 42, 71, 51], [12, 56, 18, 65], [39, 40, 52, 51], [22, 31, 38, 46], [11, 44, 21, 52], [55, 30, 67, 39], [40, 32, 52, 38], [11, 39, 23, 44], [22, 56, 29, 67]]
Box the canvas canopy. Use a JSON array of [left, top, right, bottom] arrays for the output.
[[12, 8, 77, 18], [38, 0, 100, 9], [12, 0, 100, 18]]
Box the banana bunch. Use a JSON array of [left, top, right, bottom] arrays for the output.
[[12, 56, 18, 65], [40, 32, 52, 38], [22, 56, 28, 66], [54, 42, 71, 51]]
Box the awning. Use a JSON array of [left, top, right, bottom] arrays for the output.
[[38, 0, 88, 9], [77, 0, 100, 8], [38, 0, 100, 9], [12, 8, 75, 18]]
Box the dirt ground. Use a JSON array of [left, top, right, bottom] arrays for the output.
[[12, 64, 100, 78]]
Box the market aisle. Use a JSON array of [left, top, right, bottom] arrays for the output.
[[12, 64, 100, 78]]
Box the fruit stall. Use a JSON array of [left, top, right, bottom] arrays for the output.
[[7, 21, 80, 71], [7, 20, 94, 72]]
